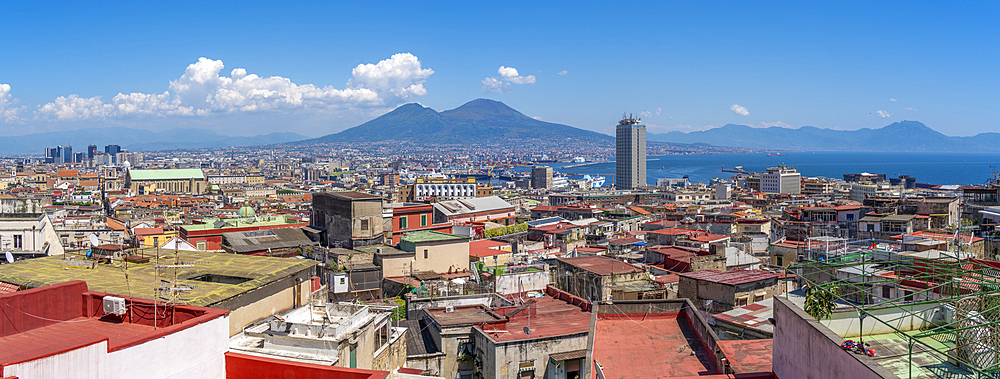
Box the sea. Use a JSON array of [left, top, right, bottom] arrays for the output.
[[531, 152, 1000, 186]]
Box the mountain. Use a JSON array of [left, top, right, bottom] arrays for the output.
[[648, 121, 1000, 152], [0, 128, 308, 155], [304, 99, 613, 143]]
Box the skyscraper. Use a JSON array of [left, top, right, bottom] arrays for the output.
[[87, 145, 98, 159], [58, 145, 73, 164], [615, 114, 646, 190]]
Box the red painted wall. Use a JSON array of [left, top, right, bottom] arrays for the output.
[[0, 281, 86, 338], [225, 352, 388, 379]]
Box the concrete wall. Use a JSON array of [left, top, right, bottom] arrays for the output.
[[772, 296, 895, 379], [475, 332, 589, 379], [413, 240, 470, 273], [4, 340, 109, 379], [223, 279, 311, 336], [495, 270, 550, 295], [406, 293, 512, 320], [4, 315, 229, 379], [372, 328, 407, 371]]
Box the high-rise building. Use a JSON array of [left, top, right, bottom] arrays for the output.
[[58, 145, 73, 164], [105, 145, 122, 163], [760, 166, 801, 194], [531, 166, 553, 189], [44, 147, 59, 164], [615, 114, 646, 190], [87, 145, 98, 159]]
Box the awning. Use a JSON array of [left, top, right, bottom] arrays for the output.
[[549, 349, 587, 362], [301, 226, 325, 234]]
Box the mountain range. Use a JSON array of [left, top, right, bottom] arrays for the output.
[[0, 128, 307, 155], [300, 98, 613, 144], [649, 121, 1000, 152]]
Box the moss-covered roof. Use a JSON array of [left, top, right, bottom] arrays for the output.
[[0, 249, 315, 308], [401, 230, 469, 243]]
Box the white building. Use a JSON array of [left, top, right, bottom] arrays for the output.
[[0, 212, 64, 257], [761, 166, 801, 194], [414, 182, 477, 200]]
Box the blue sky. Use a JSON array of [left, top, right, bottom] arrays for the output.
[[1, 1, 997, 138]]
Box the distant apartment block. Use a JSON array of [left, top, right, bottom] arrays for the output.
[[760, 166, 800, 194], [531, 165, 553, 189]]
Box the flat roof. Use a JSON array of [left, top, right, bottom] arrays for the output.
[[678, 269, 779, 285], [592, 312, 716, 378], [180, 215, 305, 232], [0, 250, 315, 308], [401, 230, 469, 243], [426, 305, 504, 327], [0, 281, 227, 367], [717, 339, 773, 374]]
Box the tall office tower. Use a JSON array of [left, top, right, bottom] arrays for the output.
[[58, 145, 73, 163], [44, 147, 58, 163], [615, 114, 646, 190], [87, 145, 98, 159], [105, 145, 122, 163], [531, 166, 553, 189]]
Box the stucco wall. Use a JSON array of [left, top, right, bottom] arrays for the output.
[[225, 280, 310, 336], [772, 296, 895, 379], [496, 270, 550, 295], [480, 333, 589, 379], [4, 315, 229, 379], [413, 240, 470, 273]]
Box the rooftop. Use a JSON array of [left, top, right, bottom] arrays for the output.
[[425, 304, 504, 327], [592, 308, 716, 378], [477, 287, 591, 343], [180, 214, 306, 232], [0, 250, 316, 308], [678, 269, 780, 285], [556, 255, 644, 276], [401, 230, 469, 244], [0, 281, 227, 368]]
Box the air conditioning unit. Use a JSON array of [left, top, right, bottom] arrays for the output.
[[445, 305, 455, 313], [103, 296, 127, 316]]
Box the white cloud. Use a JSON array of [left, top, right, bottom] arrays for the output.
[[890, 98, 898, 102], [877, 110, 892, 118], [557, 70, 569, 75], [0, 84, 26, 123], [497, 66, 535, 85], [30, 53, 433, 122], [481, 65, 535, 93], [730, 104, 750, 116], [481, 77, 510, 93], [639, 107, 663, 119], [904, 107, 917, 112]]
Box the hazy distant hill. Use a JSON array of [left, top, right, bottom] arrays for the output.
[[649, 121, 1000, 152], [0, 128, 308, 155], [303, 99, 613, 143]]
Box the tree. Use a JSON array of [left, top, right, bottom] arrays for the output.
[[804, 284, 840, 321]]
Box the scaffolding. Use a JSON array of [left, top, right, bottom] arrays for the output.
[[787, 238, 1000, 378]]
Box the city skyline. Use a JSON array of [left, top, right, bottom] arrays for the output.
[[1, 1, 997, 139]]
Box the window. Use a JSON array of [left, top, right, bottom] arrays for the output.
[[196, 241, 207, 250], [420, 214, 427, 227], [424, 249, 429, 259], [776, 255, 783, 266], [361, 219, 369, 231], [339, 277, 346, 285], [737, 296, 749, 306], [399, 217, 407, 230], [12, 235, 22, 249], [152, 236, 159, 247]]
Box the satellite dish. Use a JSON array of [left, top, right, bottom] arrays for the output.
[[523, 326, 531, 336], [89, 234, 99, 247], [5, 251, 13, 264]]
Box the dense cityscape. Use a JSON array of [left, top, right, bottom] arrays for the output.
[[2, 2, 998, 379]]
